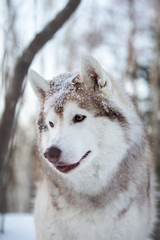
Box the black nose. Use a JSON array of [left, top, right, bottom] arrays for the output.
[[44, 146, 61, 164]]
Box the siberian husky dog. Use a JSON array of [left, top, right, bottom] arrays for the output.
[[29, 55, 156, 240]]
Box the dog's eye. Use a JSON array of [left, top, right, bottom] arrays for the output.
[[37, 120, 48, 131], [49, 121, 54, 128], [73, 115, 86, 123]]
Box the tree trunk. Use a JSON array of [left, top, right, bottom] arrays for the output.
[[0, 0, 81, 218]]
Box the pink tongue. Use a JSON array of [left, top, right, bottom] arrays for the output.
[[56, 162, 79, 173]]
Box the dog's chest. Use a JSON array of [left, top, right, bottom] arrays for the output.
[[34, 179, 148, 240]]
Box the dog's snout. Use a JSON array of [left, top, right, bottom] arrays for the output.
[[44, 146, 61, 164]]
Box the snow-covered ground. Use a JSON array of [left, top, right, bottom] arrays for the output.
[[0, 213, 36, 240], [0, 213, 154, 240]]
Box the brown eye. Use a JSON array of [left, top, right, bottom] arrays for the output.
[[49, 121, 54, 128], [73, 115, 86, 123]]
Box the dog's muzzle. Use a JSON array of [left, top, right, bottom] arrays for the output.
[[44, 147, 91, 173]]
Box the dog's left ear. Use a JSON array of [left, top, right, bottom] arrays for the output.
[[80, 55, 112, 95], [28, 70, 50, 99]]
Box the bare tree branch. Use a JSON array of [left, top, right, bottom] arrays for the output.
[[0, 0, 81, 214]]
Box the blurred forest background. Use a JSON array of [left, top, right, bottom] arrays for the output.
[[0, 0, 160, 238]]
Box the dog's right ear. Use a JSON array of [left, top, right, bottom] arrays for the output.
[[80, 55, 113, 97], [28, 70, 49, 99]]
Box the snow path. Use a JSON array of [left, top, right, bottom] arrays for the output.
[[0, 213, 36, 240], [0, 213, 153, 240]]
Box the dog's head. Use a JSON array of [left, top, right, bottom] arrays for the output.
[[29, 56, 130, 175]]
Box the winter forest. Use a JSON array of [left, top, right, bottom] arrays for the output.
[[0, 0, 160, 239]]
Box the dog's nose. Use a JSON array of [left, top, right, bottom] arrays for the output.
[[44, 146, 61, 164]]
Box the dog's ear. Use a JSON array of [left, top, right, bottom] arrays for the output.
[[28, 70, 49, 99], [80, 55, 112, 95]]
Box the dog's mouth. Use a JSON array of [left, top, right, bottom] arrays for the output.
[[56, 150, 91, 173]]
